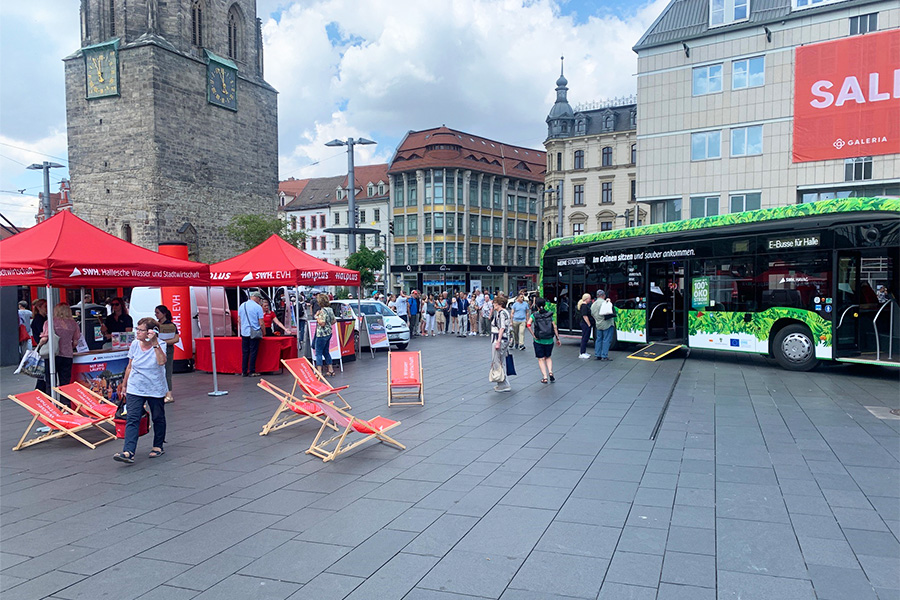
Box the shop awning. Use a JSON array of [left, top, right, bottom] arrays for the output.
[[0, 211, 210, 287], [208, 235, 360, 287]]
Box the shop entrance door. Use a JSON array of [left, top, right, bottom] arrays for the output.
[[647, 261, 685, 342]]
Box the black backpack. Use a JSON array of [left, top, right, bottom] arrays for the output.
[[533, 310, 555, 339]]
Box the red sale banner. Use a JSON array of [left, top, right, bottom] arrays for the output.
[[793, 29, 900, 163]]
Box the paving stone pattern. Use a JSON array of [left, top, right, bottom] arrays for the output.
[[1, 337, 898, 599]]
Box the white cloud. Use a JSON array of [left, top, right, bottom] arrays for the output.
[[0, 130, 70, 228], [264, 0, 669, 177]]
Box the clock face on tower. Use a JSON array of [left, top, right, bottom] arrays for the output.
[[208, 64, 237, 111], [84, 43, 119, 99]]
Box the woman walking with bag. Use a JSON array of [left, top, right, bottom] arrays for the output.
[[489, 293, 512, 392], [423, 294, 437, 336], [527, 297, 561, 383], [577, 293, 594, 359], [113, 317, 167, 464]]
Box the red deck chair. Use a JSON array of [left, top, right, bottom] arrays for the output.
[[387, 350, 424, 407], [281, 357, 351, 409], [257, 379, 337, 436], [7, 390, 117, 451], [302, 395, 405, 462], [56, 382, 117, 422]]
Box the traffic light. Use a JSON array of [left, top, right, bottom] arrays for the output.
[[353, 207, 360, 226], [389, 220, 394, 235]]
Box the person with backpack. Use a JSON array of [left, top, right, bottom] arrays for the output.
[[527, 297, 560, 384], [591, 289, 616, 361]]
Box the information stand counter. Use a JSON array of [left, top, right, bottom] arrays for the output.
[[194, 336, 298, 374]]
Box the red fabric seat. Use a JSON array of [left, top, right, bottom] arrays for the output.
[[290, 402, 322, 416], [352, 416, 397, 434], [39, 413, 95, 430]]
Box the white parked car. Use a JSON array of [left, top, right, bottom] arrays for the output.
[[329, 299, 410, 350]]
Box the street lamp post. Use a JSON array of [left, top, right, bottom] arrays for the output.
[[381, 233, 390, 295], [27, 161, 64, 219], [325, 137, 376, 254]]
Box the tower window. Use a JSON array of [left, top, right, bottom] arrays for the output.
[[109, 0, 116, 37], [227, 5, 242, 60], [121, 223, 132, 243], [192, 0, 204, 47]]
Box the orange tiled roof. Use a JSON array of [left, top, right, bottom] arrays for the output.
[[388, 126, 545, 181]]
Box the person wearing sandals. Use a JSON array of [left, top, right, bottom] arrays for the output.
[[313, 294, 336, 377], [114, 317, 167, 464], [527, 297, 560, 384], [154, 305, 179, 403]]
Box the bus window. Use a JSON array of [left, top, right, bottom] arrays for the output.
[[760, 253, 831, 311], [693, 258, 756, 312]]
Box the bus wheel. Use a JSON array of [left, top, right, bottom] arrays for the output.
[[773, 324, 818, 371]]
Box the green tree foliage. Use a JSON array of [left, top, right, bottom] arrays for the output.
[[224, 214, 306, 252], [344, 245, 386, 291]]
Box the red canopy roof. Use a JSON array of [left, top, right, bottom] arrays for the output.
[[0, 211, 210, 287], [209, 235, 361, 287]]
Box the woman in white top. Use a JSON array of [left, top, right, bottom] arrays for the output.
[[114, 317, 168, 464]]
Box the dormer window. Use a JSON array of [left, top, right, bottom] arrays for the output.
[[575, 118, 586, 134], [629, 109, 637, 129], [600, 110, 616, 132], [710, 0, 749, 27], [378, 183, 385, 195], [367, 183, 375, 197]]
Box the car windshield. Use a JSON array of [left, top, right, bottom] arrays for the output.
[[379, 303, 396, 316], [359, 304, 379, 316]]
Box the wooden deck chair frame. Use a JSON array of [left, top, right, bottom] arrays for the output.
[[387, 350, 425, 407], [281, 357, 351, 410], [7, 390, 118, 451], [257, 379, 338, 436], [302, 395, 405, 462], [56, 382, 117, 424]]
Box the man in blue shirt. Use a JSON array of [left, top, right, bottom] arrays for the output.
[[510, 292, 530, 350], [456, 292, 469, 337], [238, 291, 265, 377], [408, 290, 420, 336]]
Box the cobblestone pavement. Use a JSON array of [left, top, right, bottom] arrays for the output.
[[1, 335, 898, 600]]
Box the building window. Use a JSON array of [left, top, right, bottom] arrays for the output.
[[320, 236, 326, 250], [374, 208, 380, 222], [573, 223, 584, 235], [845, 157, 873, 181], [395, 217, 405, 236], [407, 214, 418, 235], [730, 192, 761, 212], [631, 144, 636, 165], [109, 0, 116, 36], [227, 5, 241, 60], [121, 223, 131, 242], [191, 0, 204, 46], [299, 216, 306, 229], [601, 182, 613, 203], [850, 13, 877, 35], [408, 244, 418, 263], [600, 221, 613, 231], [630, 179, 636, 202], [650, 199, 682, 224], [506, 219, 515, 238], [573, 184, 584, 206], [481, 245, 490, 265], [359, 209, 366, 223], [424, 214, 432, 235], [290, 216, 297, 230], [732, 56, 764, 89], [424, 243, 432, 264], [574, 150, 584, 170], [528, 248, 536, 266], [691, 195, 719, 218], [435, 213, 445, 234], [379, 183, 385, 195], [629, 110, 637, 129], [602, 146, 613, 167], [794, 0, 847, 9], [334, 212, 340, 225], [731, 125, 763, 157], [320, 215, 326, 228], [517, 220, 526, 239], [693, 64, 723, 95], [556, 152, 562, 171], [493, 245, 502, 265], [311, 237, 317, 251], [710, 0, 748, 27], [529, 222, 536, 240], [480, 216, 490, 237], [691, 131, 722, 161], [407, 174, 417, 206], [602, 115, 614, 131], [492, 217, 502, 237]]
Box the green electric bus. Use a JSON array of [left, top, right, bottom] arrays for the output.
[[539, 197, 900, 370]]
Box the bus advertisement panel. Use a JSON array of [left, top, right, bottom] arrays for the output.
[[793, 28, 900, 163]]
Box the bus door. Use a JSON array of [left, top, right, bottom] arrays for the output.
[[834, 251, 860, 355], [647, 261, 685, 342]]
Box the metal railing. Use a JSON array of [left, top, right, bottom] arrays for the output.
[[873, 299, 899, 361]]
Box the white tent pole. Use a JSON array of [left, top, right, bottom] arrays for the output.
[[80, 287, 86, 341], [206, 286, 227, 397], [46, 284, 57, 400]]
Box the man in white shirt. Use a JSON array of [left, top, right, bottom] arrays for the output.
[[238, 292, 265, 377], [395, 290, 409, 323]]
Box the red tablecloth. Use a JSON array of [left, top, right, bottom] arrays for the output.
[[194, 336, 298, 374]]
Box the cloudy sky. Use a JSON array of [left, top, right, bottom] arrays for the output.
[[0, 0, 667, 228]]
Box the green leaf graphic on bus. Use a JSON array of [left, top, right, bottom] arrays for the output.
[[689, 308, 832, 346], [614, 309, 645, 333]]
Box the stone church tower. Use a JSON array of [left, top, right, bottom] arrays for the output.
[[64, 0, 278, 261]]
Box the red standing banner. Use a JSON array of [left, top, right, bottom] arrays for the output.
[[158, 243, 193, 369], [793, 29, 900, 163]]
